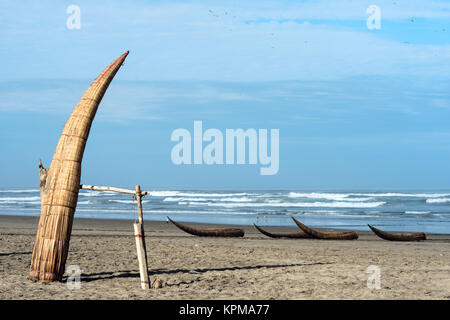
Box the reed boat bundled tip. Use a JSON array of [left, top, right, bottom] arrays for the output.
[[290, 216, 359, 240], [253, 224, 311, 239], [167, 217, 244, 237], [368, 224, 426, 241]]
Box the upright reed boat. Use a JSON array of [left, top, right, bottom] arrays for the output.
[[29, 51, 129, 281]]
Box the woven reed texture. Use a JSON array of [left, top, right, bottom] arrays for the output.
[[368, 225, 426, 241], [167, 217, 245, 237], [291, 216, 359, 240], [29, 51, 129, 281], [253, 224, 311, 239]]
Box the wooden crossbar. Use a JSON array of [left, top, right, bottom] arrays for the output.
[[80, 184, 148, 196]]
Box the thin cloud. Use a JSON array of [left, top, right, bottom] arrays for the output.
[[0, 1, 449, 81]]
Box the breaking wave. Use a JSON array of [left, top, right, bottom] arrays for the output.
[[288, 192, 372, 201], [0, 189, 39, 193], [149, 191, 253, 197], [180, 201, 386, 208], [351, 192, 450, 198], [0, 196, 41, 202], [163, 196, 253, 202], [109, 199, 150, 204], [426, 198, 450, 203]]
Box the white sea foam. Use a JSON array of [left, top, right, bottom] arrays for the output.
[[350, 192, 450, 198], [181, 201, 386, 208], [265, 199, 283, 203], [109, 199, 150, 204], [164, 196, 254, 202], [79, 191, 117, 197], [0, 200, 41, 205], [0, 196, 41, 202], [75, 208, 255, 215], [288, 192, 372, 201], [0, 189, 39, 193], [0, 198, 90, 205], [219, 197, 254, 202], [149, 191, 252, 197], [288, 191, 450, 199], [78, 191, 102, 197], [288, 192, 347, 199], [164, 197, 209, 202], [142, 209, 255, 215], [74, 208, 134, 213], [405, 211, 431, 214], [426, 198, 450, 203]]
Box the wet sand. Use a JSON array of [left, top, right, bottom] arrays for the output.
[[0, 215, 449, 300]]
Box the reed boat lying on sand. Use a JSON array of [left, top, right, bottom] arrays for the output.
[[368, 224, 426, 241], [167, 217, 245, 237], [291, 216, 359, 240], [253, 224, 311, 239]]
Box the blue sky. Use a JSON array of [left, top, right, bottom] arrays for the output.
[[1, 0, 450, 190]]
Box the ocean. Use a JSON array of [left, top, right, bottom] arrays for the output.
[[1, 189, 449, 234]]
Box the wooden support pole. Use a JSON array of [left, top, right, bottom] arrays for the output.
[[38, 159, 48, 207], [133, 222, 150, 289], [136, 185, 144, 224], [134, 185, 150, 289], [80, 183, 151, 289]]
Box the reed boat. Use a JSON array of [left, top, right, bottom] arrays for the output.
[[30, 51, 129, 281], [291, 216, 359, 240], [167, 217, 244, 237], [253, 224, 311, 239], [368, 224, 426, 241]]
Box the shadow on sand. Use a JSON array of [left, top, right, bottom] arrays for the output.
[[79, 262, 331, 283], [0, 251, 32, 257]]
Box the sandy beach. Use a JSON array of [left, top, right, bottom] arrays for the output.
[[0, 215, 449, 300]]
